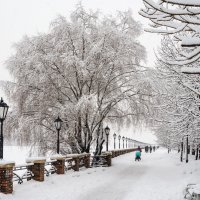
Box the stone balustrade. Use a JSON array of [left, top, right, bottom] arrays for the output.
[[0, 161, 15, 194], [0, 149, 135, 194], [111, 148, 139, 158]]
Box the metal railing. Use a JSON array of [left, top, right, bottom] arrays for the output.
[[13, 163, 34, 184]]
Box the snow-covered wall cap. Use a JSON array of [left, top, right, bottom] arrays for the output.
[[66, 153, 90, 158], [50, 154, 66, 160], [102, 151, 112, 156], [15, 163, 34, 168], [26, 157, 46, 163], [0, 160, 15, 168]]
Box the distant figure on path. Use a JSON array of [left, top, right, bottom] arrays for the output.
[[135, 150, 141, 161], [145, 146, 149, 153], [150, 146, 152, 153], [138, 146, 142, 152], [153, 146, 155, 152]]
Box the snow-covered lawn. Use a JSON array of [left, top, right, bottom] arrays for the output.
[[1, 148, 200, 200]]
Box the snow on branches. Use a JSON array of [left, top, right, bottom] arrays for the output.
[[140, 0, 200, 68], [4, 5, 153, 155]]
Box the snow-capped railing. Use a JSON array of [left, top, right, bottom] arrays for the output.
[[91, 152, 112, 167], [0, 150, 135, 194], [0, 161, 15, 194], [111, 148, 139, 158], [65, 153, 90, 171], [13, 163, 34, 184]]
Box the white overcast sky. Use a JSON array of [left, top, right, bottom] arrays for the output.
[[0, 0, 160, 83], [0, 0, 158, 143]]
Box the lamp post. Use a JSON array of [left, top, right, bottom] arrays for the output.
[[122, 136, 125, 149], [126, 137, 128, 148], [181, 135, 189, 163], [128, 138, 130, 148], [186, 135, 189, 163], [105, 126, 110, 151], [0, 98, 9, 159], [113, 133, 116, 149], [118, 135, 121, 149], [54, 116, 63, 154]]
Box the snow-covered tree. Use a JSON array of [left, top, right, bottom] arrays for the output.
[[140, 0, 200, 73], [146, 36, 200, 148], [4, 5, 152, 155]]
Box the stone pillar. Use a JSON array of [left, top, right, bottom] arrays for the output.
[[73, 157, 80, 171], [51, 157, 65, 175], [84, 154, 90, 168], [112, 151, 115, 158], [0, 162, 15, 194], [107, 154, 112, 167], [27, 158, 46, 182]]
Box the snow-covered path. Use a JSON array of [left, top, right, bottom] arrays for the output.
[[1, 149, 199, 200]]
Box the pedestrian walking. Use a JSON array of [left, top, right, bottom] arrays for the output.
[[135, 150, 141, 161], [150, 146, 152, 153], [153, 146, 155, 152]]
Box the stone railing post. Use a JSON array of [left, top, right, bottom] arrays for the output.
[[51, 156, 66, 175], [84, 154, 90, 168], [111, 151, 115, 158], [26, 158, 46, 182], [107, 153, 112, 167], [0, 162, 15, 194], [73, 156, 80, 171]]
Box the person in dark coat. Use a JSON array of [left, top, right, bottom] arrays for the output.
[[153, 146, 155, 152], [150, 146, 152, 153]]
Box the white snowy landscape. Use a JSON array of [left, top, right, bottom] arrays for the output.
[[0, 147, 199, 200], [1, 0, 200, 199]]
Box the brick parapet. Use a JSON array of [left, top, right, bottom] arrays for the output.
[[0, 162, 15, 194], [27, 159, 46, 182]]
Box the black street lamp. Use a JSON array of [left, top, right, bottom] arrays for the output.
[[113, 133, 116, 149], [181, 135, 189, 163], [180, 138, 183, 162], [105, 126, 110, 151], [54, 116, 63, 154], [127, 138, 130, 148], [126, 137, 128, 148], [130, 138, 132, 148], [186, 135, 189, 163], [122, 136, 125, 149], [0, 98, 9, 159], [118, 135, 121, 149]]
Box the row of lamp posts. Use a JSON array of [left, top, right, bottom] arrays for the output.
[[0, 96, 64, 159], [104, 125, 136, 151], [113, 132, 134, 150], [0, 98, 136, 158]]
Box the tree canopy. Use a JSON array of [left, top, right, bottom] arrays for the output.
[[4, 5, 153, 155]]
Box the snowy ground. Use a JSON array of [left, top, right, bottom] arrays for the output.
[[1, 148, 200, 200]]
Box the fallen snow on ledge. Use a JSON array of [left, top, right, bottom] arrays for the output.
[[0, 160, 15, 165], [26, 157, 46, 163]]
